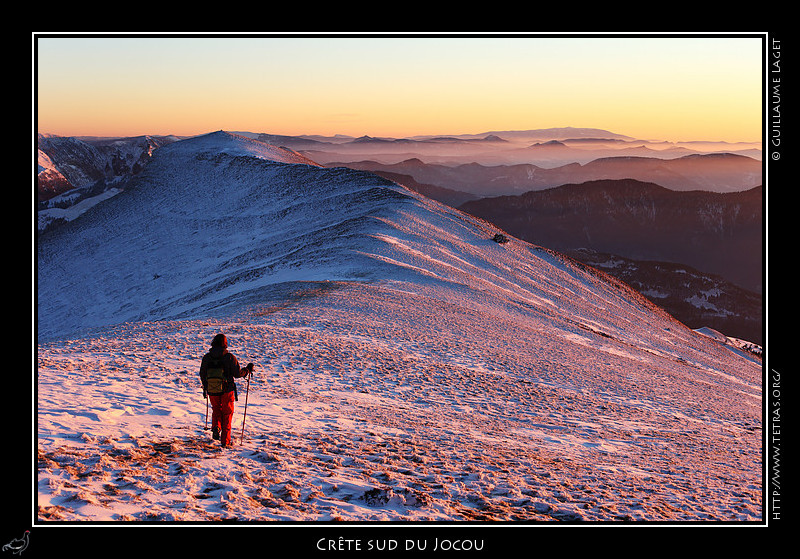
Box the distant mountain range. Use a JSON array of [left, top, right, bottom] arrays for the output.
[[331, 152, 762, 196], [36, 129, 764, 343], [459, 179, 761, 289]]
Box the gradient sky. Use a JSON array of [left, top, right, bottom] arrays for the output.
[[35, 34, 764, 143]]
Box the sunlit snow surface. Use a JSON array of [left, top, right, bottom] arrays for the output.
[[37, 133, 762, 522]]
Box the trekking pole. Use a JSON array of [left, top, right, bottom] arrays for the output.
[[240, 364, 253, 444], [204, 390, 209, 431]]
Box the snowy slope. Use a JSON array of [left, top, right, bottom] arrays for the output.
[[36, 131, 762, 523]]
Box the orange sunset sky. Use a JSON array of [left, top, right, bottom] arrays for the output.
[[35, 34, 764, 144]]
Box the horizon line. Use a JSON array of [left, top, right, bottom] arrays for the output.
[[36, 127, 765, 146]]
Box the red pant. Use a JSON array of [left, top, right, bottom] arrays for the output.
[[209, 391, 235, 445]]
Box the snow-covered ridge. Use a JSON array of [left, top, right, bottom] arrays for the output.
[[37, 131, 684, 349], [38, 132, 414, 340], [165, 130, 322, 167]]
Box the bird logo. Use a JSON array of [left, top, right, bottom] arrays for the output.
[[2, 531, 29, 556]]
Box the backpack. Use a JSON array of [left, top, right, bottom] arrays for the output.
[[206, 355, 227, 395]]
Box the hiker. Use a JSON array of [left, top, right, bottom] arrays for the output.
[[199, 333, 254, 447]]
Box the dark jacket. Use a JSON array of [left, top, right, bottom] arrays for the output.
[[199, 346, 248, 396]]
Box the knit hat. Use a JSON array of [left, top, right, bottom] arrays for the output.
[[211, 333, 228, 348]]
